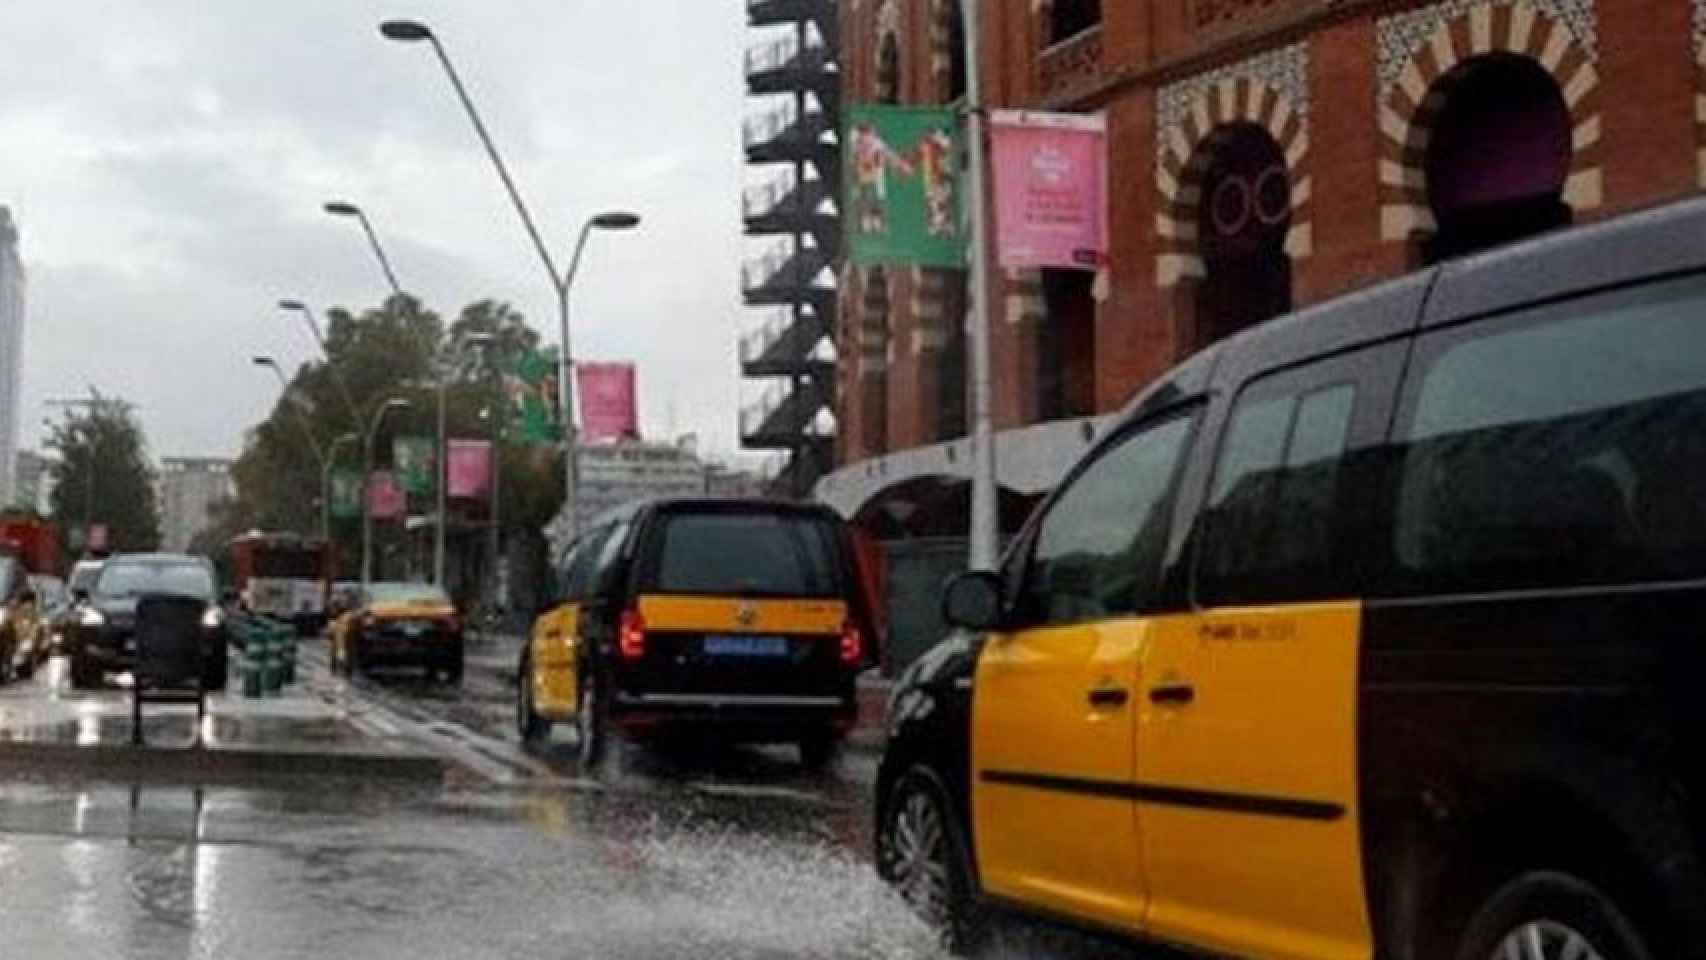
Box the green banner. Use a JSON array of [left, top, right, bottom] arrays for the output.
[[504, 347, 562, 445], [845, 104, 965, 267], [393, 435, 436, 495], [330, 469, 363, 519]]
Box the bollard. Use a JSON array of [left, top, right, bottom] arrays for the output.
[[279, 622, 298, 686], [260, 623, 283, 696], [238, 619, 263, 700]]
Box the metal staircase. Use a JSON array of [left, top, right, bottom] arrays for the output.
[[739, 0, 840, 498]]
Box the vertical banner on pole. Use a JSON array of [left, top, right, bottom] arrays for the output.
[[392, 435, 436, 495], [330, 470, 363, 519], [366, 471, 405, 520], [988, 110, 1109, 272], [844, 104, 966, 267], [577, 362, 638, 442], [447, 440, 493, 500]]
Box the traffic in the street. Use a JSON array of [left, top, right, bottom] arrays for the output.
[[5, 1, 1706, 958]]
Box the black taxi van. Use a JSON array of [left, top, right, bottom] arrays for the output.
[[518, 498, 878, 769], [875, 196, 1706, 959]]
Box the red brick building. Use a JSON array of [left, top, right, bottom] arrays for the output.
[[819, 0, 1706, 659]]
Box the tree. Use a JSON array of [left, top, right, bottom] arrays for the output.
[[220, 296, 565, 594], [46, 392, 161, 554]]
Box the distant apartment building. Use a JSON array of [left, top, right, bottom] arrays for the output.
[[0, 210, 24, 506], [158, 457, 234, 552], [12, 450, 49, 513]]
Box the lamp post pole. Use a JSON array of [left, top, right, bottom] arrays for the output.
[[432, 333, 492, 588], [324, 201, 404, 299], [961, 0, 998, 571], [379, 19, 639, 541], [278, 299, 361, 422]]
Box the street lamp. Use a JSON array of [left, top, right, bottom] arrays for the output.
[[432, 332, 493, 588], [362, 397, 411, 585], [251, 356, 326, 474], [321, 432, 358, 545], [323, 201, 404, 299], [277, 299, 360, 420], [379, 18, 640, 538]]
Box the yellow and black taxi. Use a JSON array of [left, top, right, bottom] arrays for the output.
[[517, 498, 877, 769], [876, 197, 1706, 958], [328, 581, 463, 683]]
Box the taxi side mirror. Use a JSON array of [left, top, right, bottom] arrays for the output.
[[942, 571, 1004, 632]]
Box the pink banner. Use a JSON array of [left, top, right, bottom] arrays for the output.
[[577, 362, 638, 442], [446, 439, 492, 500], [990, 110, 1108, 272], [366, 471, 405, 520]]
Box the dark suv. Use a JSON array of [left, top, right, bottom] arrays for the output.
[[67, 553, 228, 690], [518, 499, 878, 769]]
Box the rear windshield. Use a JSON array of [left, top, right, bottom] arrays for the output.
[[253, 549, 321, 578], [68, 564, 101, 595], [364, 582, 451, 606], [645, 511, 843, 598], [97, 561, 214, 600]]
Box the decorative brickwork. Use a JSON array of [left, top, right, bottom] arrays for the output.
[[1376, 1, 1603, 241], [1695, 0, 1706, 185], [1155, 44, 1313, 288]]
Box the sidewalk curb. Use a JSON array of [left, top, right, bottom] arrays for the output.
[[0, 741, 446, 784]]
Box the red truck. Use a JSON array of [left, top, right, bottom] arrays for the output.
[[230, 531, 332, 635], [0, 513, 59, 680]]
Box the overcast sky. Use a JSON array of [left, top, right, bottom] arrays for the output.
[[0, 0, 765, 466]]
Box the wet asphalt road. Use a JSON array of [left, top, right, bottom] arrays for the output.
[[0, 639, 1155, 959]]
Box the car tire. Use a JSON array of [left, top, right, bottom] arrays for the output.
[[69, 655, 99, 690], [878, 765, 987, 955], [516, 654, 551, 745], [350, 636, 367, 676], [1452, 871, 1654, 960], [202, 647, 228, 693], [798, 731, 840, 772], [440, 658, 463, 686], [574, 661, 607, 770]]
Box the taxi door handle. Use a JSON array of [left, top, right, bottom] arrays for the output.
[[1149, 683, 1195, 706], [1087, 686, 1129, 708]]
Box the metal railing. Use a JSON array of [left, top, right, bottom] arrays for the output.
[[742, 170, 798, 220], [740, 242, 796, 293], [740, 309, 796, 365], [741, 101, 827, 150], [740, 381, 790, 437]]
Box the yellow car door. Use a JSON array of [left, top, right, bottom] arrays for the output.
[[1135, 356, 1397, 959], [972, 412, 1198, 933]]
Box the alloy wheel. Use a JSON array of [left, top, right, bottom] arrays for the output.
[[888, 787, 951, 929], [1491, 920, 1607, 960]]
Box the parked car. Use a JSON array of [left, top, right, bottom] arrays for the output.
[[517, 498, 878, 769], [876, 197, 1706, 958], [325, 580, 360, 621], [328, 582, 462, 683], [0, 556, 34, 682], [53, 559, 104, 655], [12, 573, 66, 677], [66, 553, 227, 690]]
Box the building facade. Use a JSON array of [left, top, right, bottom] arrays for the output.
[[822, 0, 1706, 531], [0, 210, 24, 507], [157, 457, 233, 552], [12, 450, 49, 514]]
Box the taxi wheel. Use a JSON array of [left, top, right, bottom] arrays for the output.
[[878, 766, 985, 953], [1453, 872, 1653, 960], [516, 655, 551, 744], [574, 663, 607, 769]]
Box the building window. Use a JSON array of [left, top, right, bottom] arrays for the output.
[[1193, 123, 1293, 349], [947, 0, 967, 101], [1037, 269, 1097, 421], [1047, 0, 1101, 46], [1423, 53, 1572, 264], [877, 31, 901, 105]]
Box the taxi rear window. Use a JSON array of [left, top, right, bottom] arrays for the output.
[[643, 511, 843, 598]]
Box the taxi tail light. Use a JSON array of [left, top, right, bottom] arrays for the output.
[[619, 608, 646, 660], [839, 620, 862, 666]]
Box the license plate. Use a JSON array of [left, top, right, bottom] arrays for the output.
[[703, 635, 788, 658], [401, 622, 426, 638]]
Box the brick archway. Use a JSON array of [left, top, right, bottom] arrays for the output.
[[1378, 2, 1602, 243], [1155, 78, 1311, 288]]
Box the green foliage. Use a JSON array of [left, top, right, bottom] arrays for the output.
[[219, 296, 565, 579], [45, 392, 161, 554]]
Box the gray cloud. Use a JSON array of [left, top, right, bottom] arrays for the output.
[[2, 0, 764, 467]]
